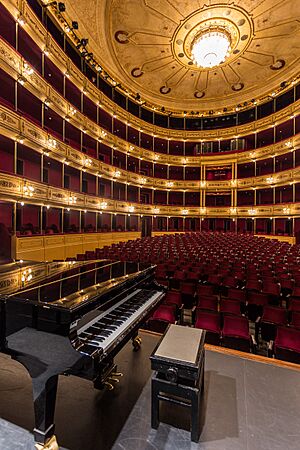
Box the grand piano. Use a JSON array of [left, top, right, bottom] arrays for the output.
[[0, 259, 165, 449]]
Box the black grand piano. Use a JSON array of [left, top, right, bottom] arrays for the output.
[[0, 259, 165, 449]]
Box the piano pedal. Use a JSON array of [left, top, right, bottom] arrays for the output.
[[104, 381, 115, 390], [132, 335, 142, 351], [112, 371, 123, 378], [108, 376, 120, 383], [35, 435, 59, 450]]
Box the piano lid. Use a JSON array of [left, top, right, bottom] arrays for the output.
[[0, 260, 108, 295], [1, 260, 155, 310]]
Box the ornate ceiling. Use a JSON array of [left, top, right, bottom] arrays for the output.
[[63, 0, 300, 113]]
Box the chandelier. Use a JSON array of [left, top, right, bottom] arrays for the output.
[[191, 29, 231, 68]]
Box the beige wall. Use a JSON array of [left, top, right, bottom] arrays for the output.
[[151, 231, 186, 237], [14, 232, 141, 262], [254, 234, 295, 244]]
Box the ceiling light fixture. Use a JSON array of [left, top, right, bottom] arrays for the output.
[[191, 28, 231, 68]]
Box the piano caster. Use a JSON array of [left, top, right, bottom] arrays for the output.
[[35, 436, 59, 450], [132, 335, 142, 351]]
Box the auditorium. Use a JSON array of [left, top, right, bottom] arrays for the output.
[[0, 0, 300, 449]]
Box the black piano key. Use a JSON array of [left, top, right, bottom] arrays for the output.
[[105, 325, 119, 331], [99, 331, 112, 337], [86, 326, 102, 334], [90, 336, 106, 343], [80, 332, 93, 339]]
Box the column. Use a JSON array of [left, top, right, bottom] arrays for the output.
[[41, 154, 44, 182], [62, 162, 65, 188], [40, 206, 43, 234], [79, 210, 82, 233]]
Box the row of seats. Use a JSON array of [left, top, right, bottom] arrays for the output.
[[149, 289, 300, 363], [71, 232, 300, 364]]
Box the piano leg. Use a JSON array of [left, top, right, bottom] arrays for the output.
[[32, 374, 59, 449]]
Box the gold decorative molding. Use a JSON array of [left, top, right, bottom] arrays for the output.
[[0, 35, 299, 169], [1, 172, 300, 218], [0, 103, 300, 193]]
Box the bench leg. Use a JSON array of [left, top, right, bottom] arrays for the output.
[[151, 377, 160, 429], [191, 389, 201, 443]]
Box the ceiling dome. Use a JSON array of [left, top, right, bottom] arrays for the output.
[[62, 0, 300, 113]]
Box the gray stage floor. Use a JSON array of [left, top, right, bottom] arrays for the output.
[[113, 350, 300, 450], [0, 333, 300, 450]]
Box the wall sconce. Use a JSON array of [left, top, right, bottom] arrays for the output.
[[48, 138, 57, 149], [16, 134, 24, 144], [23, 62, 34, 76], [21, 268, 33, 283], [69, 196, 77, 204], [23, 184, 35, 197], [17, 75, 27, 85], [83, 158, 92, 167], [17, 13, 26, 26]]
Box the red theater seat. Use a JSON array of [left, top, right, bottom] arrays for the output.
[[259, 306, 287, 342], [180, 282, 196, 308], [194, 310, 221, 345], [164, 291, 182, 308], [197, 284, 215, 297], [222, 316, 253, 353], [273, 326, 300, 364], [290, 311, 300, 329], [247, 291, 269, 322], [220, 299, 242, 316], [226, 288, 247, 303], [147, 305, 176, 334], [196, 295, 218, 312]]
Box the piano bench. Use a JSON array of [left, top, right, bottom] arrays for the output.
[[151, 373, 204, 442], [150, 324, 205, 443]]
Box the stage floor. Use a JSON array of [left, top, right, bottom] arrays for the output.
[[0, 332, 299, 450]]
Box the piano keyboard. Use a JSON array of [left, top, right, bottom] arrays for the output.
[[77, 289, 162, 357]]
